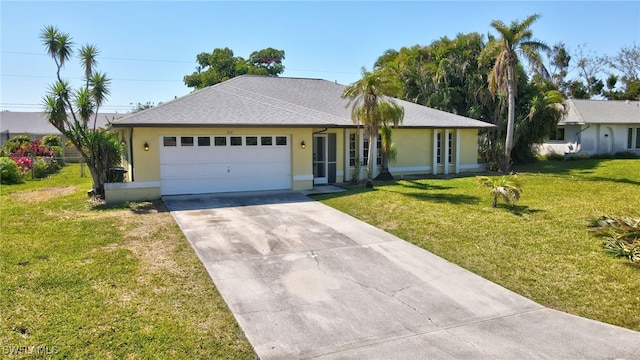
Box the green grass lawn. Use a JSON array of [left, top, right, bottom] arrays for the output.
[[0, 165, 256, 359], [314, 159, 640, 332]]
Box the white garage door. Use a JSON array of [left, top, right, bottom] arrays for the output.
[[160, 135, 291, 195]]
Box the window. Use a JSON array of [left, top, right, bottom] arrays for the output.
[[276, 136, 287, 146], [198, 136, 210, 146], [549, 128, 565, 141], [436, 133, 442, 164], [214, 136, 227, 146], [261, 136, 273, 146], [349, 133, 357, 167], [230, 136, 242, 146], [628, 128, 633, 149], [636, 128, 640, 149], [246, 136, 258, 146], [362, 134, 382, 166], [163, 136, 177, 146], [181, 137, 194, 146], [448, 132, 453, 163]]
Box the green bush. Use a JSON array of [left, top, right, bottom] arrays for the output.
[[543, 153, 565, 161], [32, 157, 50, 179], [42, 134, 62, 147], [0, 157, 24, 184], [1, 134, 31, 156]]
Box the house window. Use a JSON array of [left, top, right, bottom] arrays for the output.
[[181, 137, 194, 147], [349, 133, 357, 167], [448, 132, 453, 163], [549, 128, 565, 141], [230, 136, 242, 146], [362, 134, 382, 166], [163, 136, 177, 146], [214, 136, 227, 146], [246, 136, 258, 146], [275, 136, 287, 146], [636, 128, 640, 149], [197, 137, 210, 146], [436, 132, 442, 164], [261, 136, 273, 146]]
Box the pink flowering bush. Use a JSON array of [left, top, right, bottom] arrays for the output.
[[12, 157, 33, 171]]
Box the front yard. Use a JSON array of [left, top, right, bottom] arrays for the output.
[[0, 165, 256, 359], [315, 159, 640, 332], [1, 159, 638, 358]]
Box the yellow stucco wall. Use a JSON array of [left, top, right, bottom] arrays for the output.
[[121, 126, 314, 186]]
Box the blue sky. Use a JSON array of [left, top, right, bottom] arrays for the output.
[[1, 1, 639, 113]]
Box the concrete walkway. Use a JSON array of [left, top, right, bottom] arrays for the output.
[[164, 191, 640, 360]]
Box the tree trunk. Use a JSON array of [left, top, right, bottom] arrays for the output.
[[367, 131, 375, 182], [503, 62, 516, 172]]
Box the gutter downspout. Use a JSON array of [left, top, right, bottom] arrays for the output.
[[566, 124, 590, 156]]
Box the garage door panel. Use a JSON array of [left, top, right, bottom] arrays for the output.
[[160, 135, 291, 195]]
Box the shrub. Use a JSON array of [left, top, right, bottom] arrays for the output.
[[543, 152, 565, 161], [42, 134, 62, 147], [0, 157, 23, 184], [32, 157, 51, 179], [1, 134, 31, 156], [12, 157, 33, 172], [613, 151, 639, 159]]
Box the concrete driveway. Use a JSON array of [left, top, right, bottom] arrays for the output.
[[164, 191, 640, 360]]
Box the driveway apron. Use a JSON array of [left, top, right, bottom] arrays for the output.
[[163, 191, 640, 360]]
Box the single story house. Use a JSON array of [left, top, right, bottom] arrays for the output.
[[537, 99, 640, 157], [107, 75, 494, 203], [0, 111, 121, 159]]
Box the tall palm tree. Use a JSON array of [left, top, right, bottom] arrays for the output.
[[480, 14, 549, 171], [342, 68, 403, 185]]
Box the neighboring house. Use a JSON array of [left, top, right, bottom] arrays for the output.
[[0, 111, 121, 158], [107, 76, 494, 203], [537, 99, 640, 157]]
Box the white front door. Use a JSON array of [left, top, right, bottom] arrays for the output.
[[313, 134, 328, 185]]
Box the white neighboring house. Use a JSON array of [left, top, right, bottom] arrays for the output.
[[537, 99, 640, 157]]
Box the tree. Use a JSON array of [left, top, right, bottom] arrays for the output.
[[183, 47, 285, 90], [608, 43, 640, 86], [572, 44, 607, 98], [40, 25, 122, 198], [476, 173, 523, 208], [480, 14, 549, 172], [342, 68, 403, 186]]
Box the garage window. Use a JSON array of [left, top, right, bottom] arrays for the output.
[[246, 136, 258, 146], [214, 136, 226, 146], [181, 137, 194, 146], [230, 136, 242, 146], [198, 137, 210, 146], [276, 136, 287, 146], [163, 136, 177, 146], [261, 136, 273, 146]]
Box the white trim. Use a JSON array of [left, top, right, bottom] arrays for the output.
[[389, 166, 432, 173], [105, 181, 161, 190], [293, 174, 314, 181], [432, 131, 438, 175]]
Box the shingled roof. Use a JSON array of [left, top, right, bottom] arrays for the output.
[[1, 111, 122, 135], [561, 99, 640, 125], [110, 76, 494, 129]]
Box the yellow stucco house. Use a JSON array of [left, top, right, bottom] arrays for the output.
[[107, 76, 493, 203]]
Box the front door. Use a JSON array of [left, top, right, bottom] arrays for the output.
[[313, 134, 328, 184]]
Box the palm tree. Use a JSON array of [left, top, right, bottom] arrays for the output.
[[480, 14, 549, 172], [40, 25, 119, 198], [342, 68, 403, 185], [476, 173, 523, 208]]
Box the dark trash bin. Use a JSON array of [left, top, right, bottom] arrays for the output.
[[108, 167, 127, 182]]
